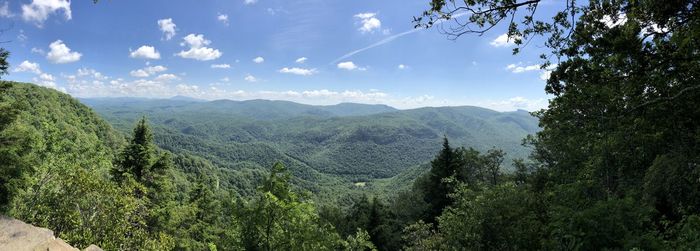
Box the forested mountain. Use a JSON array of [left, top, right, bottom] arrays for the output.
[[84, 97, 538, 181], [0, 82, 362, 249]]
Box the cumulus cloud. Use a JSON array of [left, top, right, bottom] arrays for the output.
[[154, 73, 179, 82], [506, 63, 540, 73], [211, 64, 231, 69], [77, 68, 107, 80], [14, 60, 42, 74], [337, 61, 366, 71], [397, 64, 408, 70], [253, 56, 264, 64], [34, 73, 57, 88], [244, 74, 258, 82], [244, 0, 258, 5], [217, 14, 229, 26], [354, 12, 381, 33], [176, 34, 222, 61], [490, 33, 518, 47], [295, 57, 308, 64], [130, 45, 161, 60], [130, 65, 167, 78], [21, 0, 71, 26], [46, 40, 81, 64], [158, 18, 177, 40], [279, 67, 317, 76]]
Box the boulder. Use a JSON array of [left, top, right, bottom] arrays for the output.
[[0, 215, 101, 251]]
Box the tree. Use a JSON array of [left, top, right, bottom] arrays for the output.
[[0, 82, 29, 212], [421, 137, 463, 222], [482, 148, 504, 186], [240, 162, 342, 250], [113, 117, 156, 182], [0, 46, 9, 78], [416, 0, 700, 247], [343, 228, 377, 251]]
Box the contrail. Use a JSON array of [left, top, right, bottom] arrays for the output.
[[331, 12, 468, 64], [331, 28, 423, 64]]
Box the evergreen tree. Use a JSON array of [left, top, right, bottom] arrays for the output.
[[421, 137, 462, 222], [113, 117, 156, 182]]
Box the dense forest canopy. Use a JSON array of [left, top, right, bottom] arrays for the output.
[[0, 0, 698, 250]]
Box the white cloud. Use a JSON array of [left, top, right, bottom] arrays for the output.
[[0, 2, 13, 17], [217, 14, 229, 26], [244, 0, 258, 5], [129, 45, 161, 60], [154, 73, 179, 82], [354, 12, 381, 33], [295, 57, 308, 64], [337, 61, 366, 71], [176, 34, 222, 61], [253, 56, 264, 64], [158, 18, 177, 40], [130, 69, 149, 78], [46, 40, 81, 64], [490, 33, 518, 47], [34, 73, 57, 88], [130, 65, 167, 78], [220, 77, 230, 82], [180, 33, 210, 48], [14, 60, 42, 74], [244, 74, 258, 82], [31, 47, 45, 55], [21, 0, 71, 26], [398, 64, 408, 70], [279, 67, 317, 76], [178, 47, 222, 61], [506, 63, 540, 73], [77, 68, 106, 80], [211, 64, 231, 69]]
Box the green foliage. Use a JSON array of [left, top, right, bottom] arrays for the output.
[[238, 162, 343, 250], [112, 117, 157, 182], [0, 82, 30, 212], [438, 183, 545, 250], [85, 98, 538, 181], [413, 0, 700, 250], [422, 137, 462, 222], [0, 48, 8, 77], [343, 228, 377, 251]]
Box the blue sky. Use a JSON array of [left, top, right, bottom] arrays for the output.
[[1, 0, 561, 111]]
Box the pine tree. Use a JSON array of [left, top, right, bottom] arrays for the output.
[[422, 137, 462, 222], [112, 117, 156, 182]]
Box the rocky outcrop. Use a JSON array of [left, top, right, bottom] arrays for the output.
[[0, 216, 102, 251]]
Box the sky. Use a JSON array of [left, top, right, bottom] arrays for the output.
[[0, 0, 564, 111]]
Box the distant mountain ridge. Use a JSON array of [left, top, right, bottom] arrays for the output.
[[85, 97, 540, 180], [81, 97, 398, 119]]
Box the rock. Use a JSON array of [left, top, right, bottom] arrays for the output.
[[83, 244, 104, 251], [0, 215, 101, 251]]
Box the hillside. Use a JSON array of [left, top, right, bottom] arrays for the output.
[[85, 97, 540, 180]]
